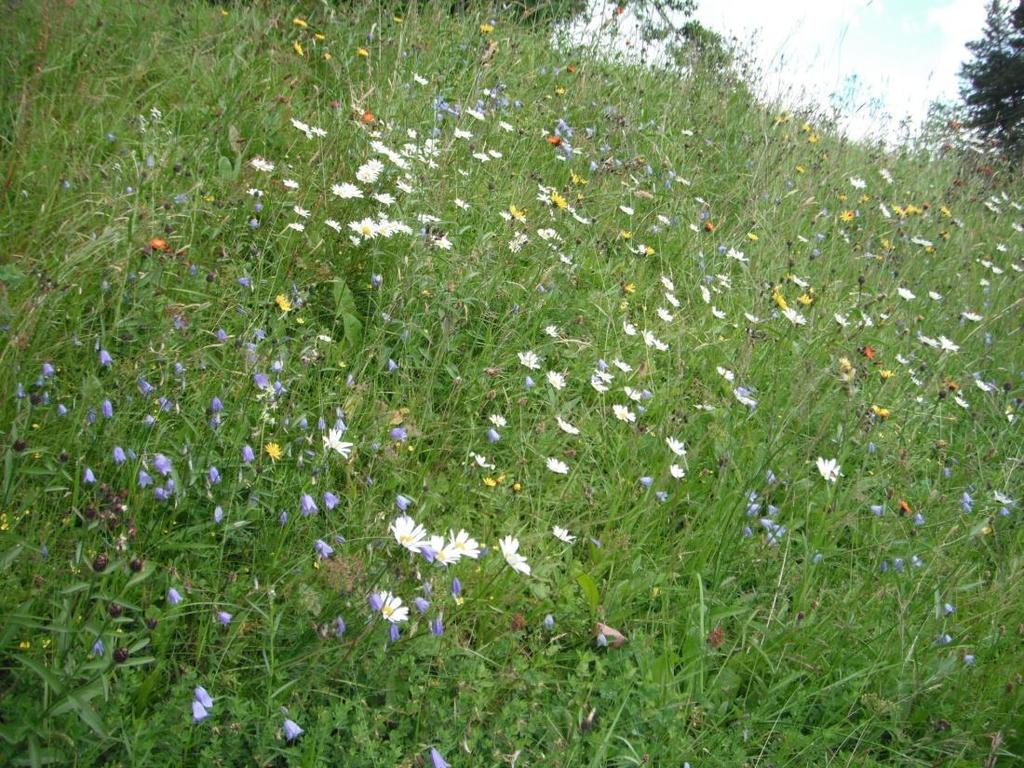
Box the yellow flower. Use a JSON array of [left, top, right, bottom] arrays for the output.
[[807, 133, 820, 144], [394, 15, 403, 22], [293, 40, 304, 56], [940, 205, 952, 217], [797, 293, 813, 306], [643, 244, 655, 256], [323, 52, 332, 61], [860, 194, 871, 203], [838, 193, 848, 202], [511, 482, 522, 493], [880, 369, 893, 380], [747, 232, 759, 242], [839, 210, 855, 222], [871, 405, 891, 419], [314, 33, 325, 41], [795, 165, 805, 174], [483, 476, 497, 487], [570, 171, 588, 185], [265, 442, 283, 461], [509, 205, 526, 221], [275, 294, 292, 312], [619, 230, 632, 240], [772, 286, 788, 311], [292, 17, 308, 28], [550, 190, 568, 209], [357, 47, 369, 57], [555, 86, 565, 96], [480, 23, 494, 34], [623, 282, 636, 294]]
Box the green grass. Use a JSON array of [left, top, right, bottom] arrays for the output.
[[1, 1, 1022, 765]]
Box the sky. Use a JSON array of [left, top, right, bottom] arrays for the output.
[[561, 0, 991, 142]]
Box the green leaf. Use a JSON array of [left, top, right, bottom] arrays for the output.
[[16, 656, 65, 696], [218, 155, 236, 180], [576, 572, 600, 614]]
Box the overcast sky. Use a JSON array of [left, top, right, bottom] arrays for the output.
[[563, 0, 990, 142]]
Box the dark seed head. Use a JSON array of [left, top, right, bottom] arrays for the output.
[[129, 558, 144, 573], [92, 553, 109, 571], [107, 602, 123, 618], [113, 647, 129, 663], [145, 617, 158, 631], [12, 439, 26, 452], [58, 451, 69, 463]]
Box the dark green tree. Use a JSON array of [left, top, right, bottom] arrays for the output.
[[959, 0, 1024, 155]]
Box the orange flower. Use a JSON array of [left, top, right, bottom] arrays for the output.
[[546, 135, 562, 146], [149, 238, 168, 251]]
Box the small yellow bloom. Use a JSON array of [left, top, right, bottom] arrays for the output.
[[512, 482, 522, 493], [797, 293, 813, 306], [623, 282, 636, 294], [293, 17, 308, 28], [807, 133, 820, 144], [323, 52, 332, 61], [394, 15, 403, 23], [871, 405, 891, 419], [619, 230, 632, 240], [18, 640, 30, 650], [772, 287, 788, 311], [747, 232, 758, 242], [555, 86, 565, 96], [838, 193, 848, 202], [483, 476, 497, 487], [860, 194, 871, 203], [480, 23, 494, 34], [509, 204, 526, 220], [293, 40, 304, 56], [550, 191, 568, 210], [296, 317, 305, 325], [643, 244, 655, 256], [795, 165, 805, 174], [839, 210, 855, 223], [880, 369, 893, 380], [265, 442, 282, 461], [275, 294, 292, 312], [571, 171, 588, 185], [314, 33, 325, 41], [357, 47, 369, 57]]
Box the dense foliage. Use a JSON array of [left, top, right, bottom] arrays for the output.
[[960, 0, 1024, 157]]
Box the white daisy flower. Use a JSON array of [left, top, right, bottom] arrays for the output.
[[546, 371, 566, 390], [323, 428, 353, 458], [378, 591, 409, 623], [556, 416, 580, 435], [390, 515, 427, 554], [666, 437, 687, 457], [498, 536, 531, 575], [356, 159, 385, 184], [552, 526, 576, 544], [816, 457, 840, 483], [546, 457, 569, 475], [613, 404, 636, 423]]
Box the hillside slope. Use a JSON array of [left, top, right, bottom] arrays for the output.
[[1, 2, 1022, 765]]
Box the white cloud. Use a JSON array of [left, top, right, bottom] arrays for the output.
[[559, 0, 989, 142]]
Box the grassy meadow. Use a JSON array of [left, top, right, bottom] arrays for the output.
[[1, 1, 1022, 765]]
